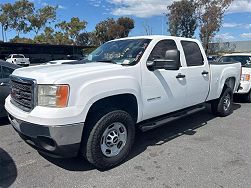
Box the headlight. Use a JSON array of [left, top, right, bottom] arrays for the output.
[[241, 74, 250, 81], [38, 85, 69, 108]]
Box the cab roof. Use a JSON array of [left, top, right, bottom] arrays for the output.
[[111, 35, 199, 43]]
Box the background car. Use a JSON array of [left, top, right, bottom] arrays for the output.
[[0, 61, 21, 117], [207, 55, 219, 62], [218, 53, 251, 102], [6, 54, 30, 67]]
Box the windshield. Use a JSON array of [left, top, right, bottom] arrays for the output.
[[84, 39, 151, 65], [13, 54, 24, 58], [218, 55, 251, 67]]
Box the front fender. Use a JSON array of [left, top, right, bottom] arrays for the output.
[[75, 76, 143, 122]]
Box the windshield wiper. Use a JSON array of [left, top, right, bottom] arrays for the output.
[[96, 60, 117, 64]]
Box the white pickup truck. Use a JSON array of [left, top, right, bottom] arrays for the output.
[[5, 36, 241, 169], [6, 54, 30, 67]]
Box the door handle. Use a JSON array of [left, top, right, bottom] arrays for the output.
[[176, 73, 186, 79], [202, 71, 209, 75]]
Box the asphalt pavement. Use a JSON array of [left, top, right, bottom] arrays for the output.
[[0, 100, 251, 188]]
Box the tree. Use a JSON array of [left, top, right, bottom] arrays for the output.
[[95, 18, 116, 44], [95, 17, 134, 44], [56, 17, 87, 43], [33, 26, 73, 45], [54, 32, 73, 45], [28, 5, 57, 36], [87, 31, 100, 46], [0, 3, 14, 41], [34, 27, 55, 44], [10, 36, 34, 43], [76, 32, 100, 46], [76, 32, 89, 46], [167, 0, 197, 38], [117, 17, 134, 38], [11, 0, 35, 36], [197, 0, 233, 54]]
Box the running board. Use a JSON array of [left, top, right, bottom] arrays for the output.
[[138, 105, 205, 132]]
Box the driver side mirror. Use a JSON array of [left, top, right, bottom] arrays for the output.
[[147, 49, 180, 71]]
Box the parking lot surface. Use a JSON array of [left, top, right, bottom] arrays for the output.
[[0, 101, 251, 188]]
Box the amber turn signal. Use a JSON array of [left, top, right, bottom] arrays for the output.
[[56, 85, 69, 108]]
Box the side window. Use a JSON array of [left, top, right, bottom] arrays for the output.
[[148, 40, 177, 61], [181, 41, 204, 66], [2, 66, 14, 79]]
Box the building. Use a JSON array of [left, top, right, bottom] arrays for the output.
[[209, 40, 251, 55]]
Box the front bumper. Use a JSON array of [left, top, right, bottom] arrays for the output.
[[236, 81, 251, 94], [8, 114, 84, 158]]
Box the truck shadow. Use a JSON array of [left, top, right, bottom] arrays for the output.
[[0, 148, 17, 188], [126, 103, 241, 165], [41, 103, 241, 172], [233, 95, 248, 103], [0, 117, 10, 126], [41, 154, 95, 171]]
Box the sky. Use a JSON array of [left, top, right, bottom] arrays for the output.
[[1, 0, 251, 42]]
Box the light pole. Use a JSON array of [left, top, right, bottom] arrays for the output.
[[161, 13, 166, 35]]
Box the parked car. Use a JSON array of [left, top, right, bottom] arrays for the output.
[[6, 54, 30, 67], [45, 60, 77, 65], [218, 53, 251, 102], [0, 61, 21, 117], [207, 55, 219, 62], [5, 36, 241, 169]]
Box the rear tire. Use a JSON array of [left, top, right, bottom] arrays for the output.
[[82, 109, 135, 169], [211, 87, 233, 117]]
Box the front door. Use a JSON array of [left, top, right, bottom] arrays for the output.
[[141, 39, 187, 120]]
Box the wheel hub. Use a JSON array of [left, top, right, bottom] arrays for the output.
[[105, 130, 119, 146], [101, 122, 127, 157], [223, 93, 231, 111]]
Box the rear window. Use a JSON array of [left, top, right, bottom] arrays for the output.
[[181, 41, 204, 66], [218, 56, 251, 67], [13, 54, 24, 58]]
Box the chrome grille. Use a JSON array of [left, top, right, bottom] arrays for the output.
[[10, 75, 36, 112]]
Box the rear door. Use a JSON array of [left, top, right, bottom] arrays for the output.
[[181, 41, 210, 106]]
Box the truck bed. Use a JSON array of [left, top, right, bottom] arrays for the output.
[[206, 61, 241, 101]]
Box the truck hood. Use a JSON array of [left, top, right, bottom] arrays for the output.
[[12, 62, 124, 84], [242, 67, 251, 74]]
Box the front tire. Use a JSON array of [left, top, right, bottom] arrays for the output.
[[83, 110, 135, 169], [211, 87, 233, 117]]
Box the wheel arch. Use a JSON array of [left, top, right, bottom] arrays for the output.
[[83, 93, 140, 124], [224, 77, 236, 91]]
